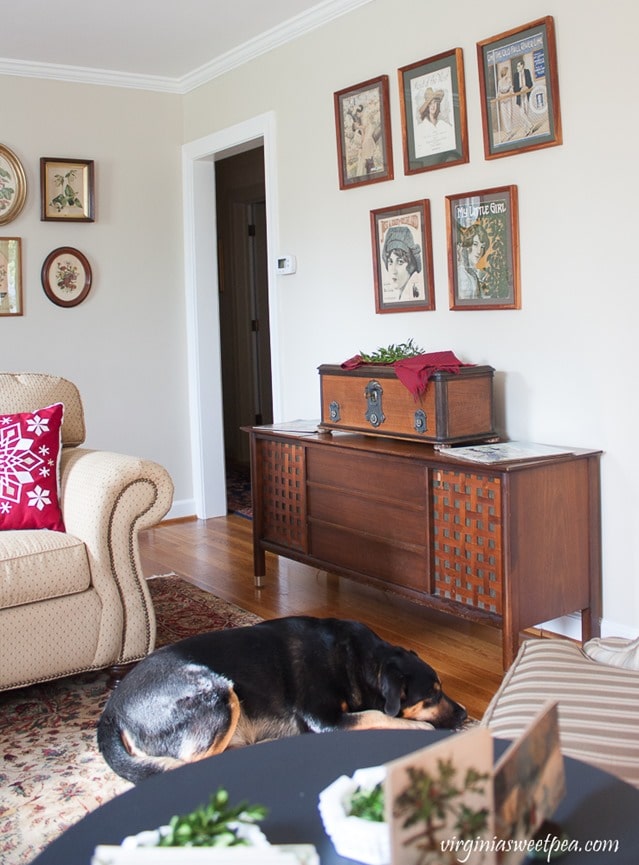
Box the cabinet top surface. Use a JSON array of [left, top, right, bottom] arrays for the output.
[[243, 421, 602, 469]]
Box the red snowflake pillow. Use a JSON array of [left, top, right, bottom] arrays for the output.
[[0, 402, 65, 532]]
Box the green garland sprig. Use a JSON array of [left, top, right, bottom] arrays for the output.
[[358, 338, 425, 364]]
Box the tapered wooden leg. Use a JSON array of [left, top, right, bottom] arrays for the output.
[[254, 544, 266, 588], [107, 662, 137, 689]]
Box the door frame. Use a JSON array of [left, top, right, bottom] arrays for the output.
[[182, 112, 281, 518]]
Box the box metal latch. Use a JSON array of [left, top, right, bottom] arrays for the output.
[[414, 409, 428, 434], [364, 380, 385, 428]]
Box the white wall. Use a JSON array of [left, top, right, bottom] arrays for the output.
[[0, 77, 193, 516], [182, 0, 639, 635], [2, 0, 638, 635]]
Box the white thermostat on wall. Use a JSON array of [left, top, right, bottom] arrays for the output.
[[276, 254, 297, 275]]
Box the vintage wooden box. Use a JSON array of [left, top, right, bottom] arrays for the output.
[[318, 363, 496, 444]]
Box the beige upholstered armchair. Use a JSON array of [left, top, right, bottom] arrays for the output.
[[0, 373, 174, 691]]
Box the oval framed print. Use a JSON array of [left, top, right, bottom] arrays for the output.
[[0, 144, 27, 225], [41, 247, 92, 307]]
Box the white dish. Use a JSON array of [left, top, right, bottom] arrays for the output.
[[120, 821, 270, 849], [318, 766, 390, 865]]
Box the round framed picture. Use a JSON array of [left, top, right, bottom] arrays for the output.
[[0, 144, 27, 225], [41, 247, 92, 307]]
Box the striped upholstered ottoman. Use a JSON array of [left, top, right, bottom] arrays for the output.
[[480, 638, 639, 788]]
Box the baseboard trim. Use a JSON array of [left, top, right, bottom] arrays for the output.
[[536, 613, 639, 642], [166, 498, 198, 521]]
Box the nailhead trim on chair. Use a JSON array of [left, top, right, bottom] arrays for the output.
[[108, 478, 160, 662]]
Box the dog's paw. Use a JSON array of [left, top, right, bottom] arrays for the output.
[[400, 718, 435, 731]]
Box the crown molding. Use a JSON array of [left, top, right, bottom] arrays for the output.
[[179, 0, 372, 94], [0, 58, 183, 93], [0, 0, 372, 94]]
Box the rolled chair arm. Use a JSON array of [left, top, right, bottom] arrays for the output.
[[60, 447, 174, 663]]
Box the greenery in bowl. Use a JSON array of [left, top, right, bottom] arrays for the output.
[[348, 783, 385, 822], [157, 787, 268, 847]]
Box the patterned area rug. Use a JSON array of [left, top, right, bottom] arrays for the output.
[[0, 576, 262, 865], [226, 461, 253, 519]]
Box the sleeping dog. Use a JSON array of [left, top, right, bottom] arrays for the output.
[[98, 616, 466, 783]]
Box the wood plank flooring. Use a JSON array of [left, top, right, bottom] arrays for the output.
[[139, 515, 507, 721]]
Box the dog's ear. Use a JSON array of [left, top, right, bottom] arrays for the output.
[[381, 659, 406, 716]]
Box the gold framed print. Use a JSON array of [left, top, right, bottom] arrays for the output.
[[0, 145, 27, 225], [0, 237, 23, 316], [40, 158, 95, 222]]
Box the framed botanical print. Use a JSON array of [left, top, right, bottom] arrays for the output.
[[477, 16, 562, 159], [0, 237, 22, 316], [334, 75, 394, 189], [370, 200, 435, 313], [40, 158, 95, 221], [41, 247, 93, 307], [0, 145, 27, 225], [398, 48, 469, 174], [446, 185, 520, 310]]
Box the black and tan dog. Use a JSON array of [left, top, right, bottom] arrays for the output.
[[97, 616, 466, 783]]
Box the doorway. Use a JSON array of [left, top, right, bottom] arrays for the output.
[[215, 148, 273, 511], [216, 149, 273, 464], [182, 112, 280, 520]]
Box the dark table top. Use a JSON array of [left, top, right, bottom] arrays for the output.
[[31, 730, 639, 864]]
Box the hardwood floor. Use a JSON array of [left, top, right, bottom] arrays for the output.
[[139, 515, 507, 721]]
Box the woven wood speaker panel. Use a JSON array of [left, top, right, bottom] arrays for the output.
[[430, 469, 503, 613], [260, 440, 307, 552]]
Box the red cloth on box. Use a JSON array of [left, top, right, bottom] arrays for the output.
[[394, 351, 468, 398], [340, 350, 470, 399]]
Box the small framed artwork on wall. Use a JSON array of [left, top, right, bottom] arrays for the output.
[[398, 48, 469, 175], [0, 237, 23, 316], [41, 247, 93, 307], [477, 16, 562, 159], [40, 157, 95, 222], [0, 145, 27, 225], [446, 185, 520, 310], [370, 199, 435, 314], [334, 75, 394, 190]]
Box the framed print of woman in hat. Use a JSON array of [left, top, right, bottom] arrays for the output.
[[398, 48, 469, 175], [415, 86, 457, 158], [370, 200, 435, 314]]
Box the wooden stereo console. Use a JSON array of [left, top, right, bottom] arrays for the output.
[[244, 422, 602, 669]]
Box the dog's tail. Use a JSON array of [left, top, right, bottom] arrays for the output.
[[97, 714, 183, 784], [97, 685, 242, 784]]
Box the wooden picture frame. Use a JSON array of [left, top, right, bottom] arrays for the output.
[[0, 145, 27, 225], [41, 247, 92, 307], [398, 48, 469, 174], [334, 75, 393, 190], [477, 16, 562, 159], [0, 237, 23, 316], [370, 199, 435, 313], [40, 158, 95, 222], [446, 185, 520, 310]]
